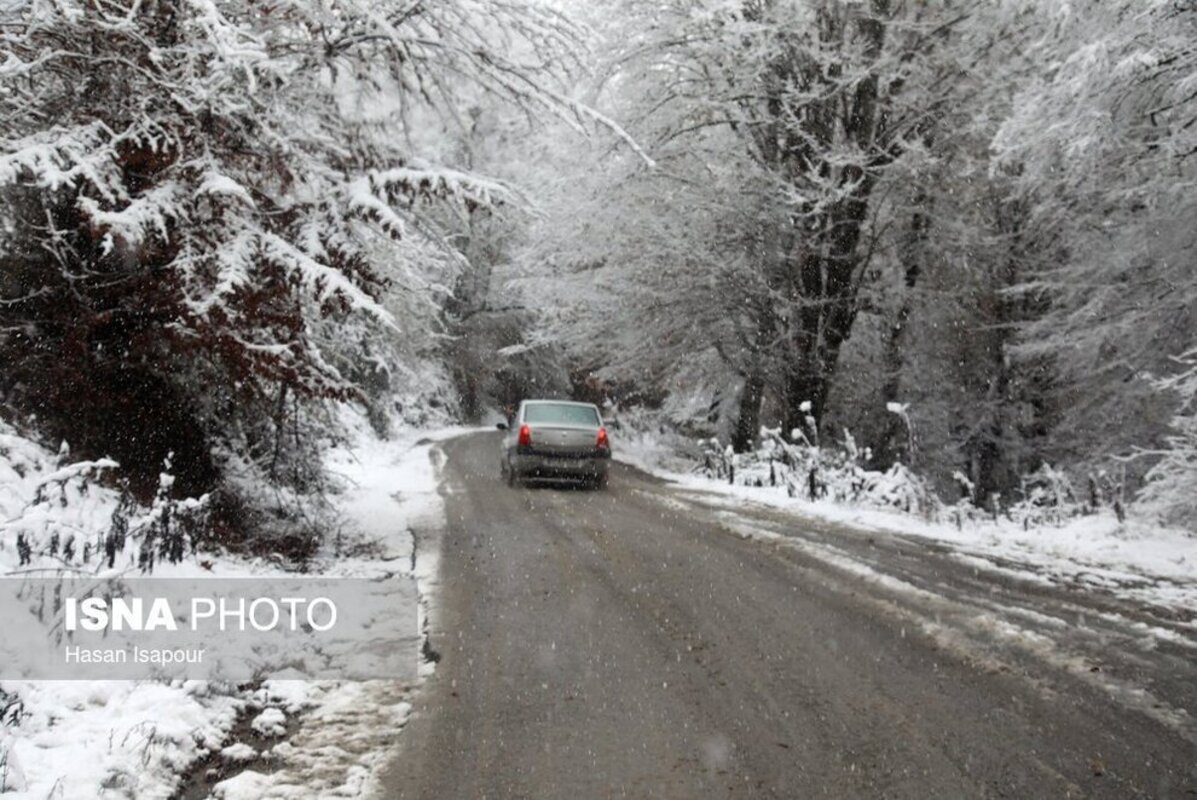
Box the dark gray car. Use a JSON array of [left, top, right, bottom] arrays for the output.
[[498, 400, 611, 488]]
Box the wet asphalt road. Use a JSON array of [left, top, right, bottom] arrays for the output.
[[378, 432, 1197, 799]]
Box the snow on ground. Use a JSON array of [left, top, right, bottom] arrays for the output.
[[203, 417, 468, 800], [206, 681, 413, 800], [0, 419, 246, 799], [0, 412, 460, 799], [320, 409, 466, 575], [0, 680, 240, 798], [616, 429, 1197, 614]]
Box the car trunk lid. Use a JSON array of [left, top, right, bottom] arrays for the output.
[[527, 424, 597, 455]]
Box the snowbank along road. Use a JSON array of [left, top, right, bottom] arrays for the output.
[[379, 431, 1197, 799]]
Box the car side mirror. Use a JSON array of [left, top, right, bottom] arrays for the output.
[[496, 422, 508, 431]]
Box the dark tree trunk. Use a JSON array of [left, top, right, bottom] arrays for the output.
[[741, 3, 897, 443], [731, 370, 765, 453], [728, 297, 776, 453], [875, 195, 928, 468], [966, 195, 1049, 502], [781, 187, 875, 439], [270, 383, 289, 479]]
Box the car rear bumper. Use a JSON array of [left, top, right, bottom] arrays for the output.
[[510, 451, 610, 480]]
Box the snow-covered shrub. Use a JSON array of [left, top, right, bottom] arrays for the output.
[[865, 463, 934, 515], [132, 455, 211, 572], [698, 438, 736, 483], [0, 419, 207, 574], [1138, 352, 1197, 532], [703, 426, 940, 517], [1006, 463, 1079, 529], [606, 404, 709, 475], [0, 688, 27, 792], [0, 731, 27, 793], [940, 461, 1135, 532], [688, 420, 1148, 533], [1, 423, 122, 572], [4, 462, 118, 569], [205, 443, 328, 564], [0, 688, 22, 728]]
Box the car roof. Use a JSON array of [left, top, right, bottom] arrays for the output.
[[521, 399, 599, 407]]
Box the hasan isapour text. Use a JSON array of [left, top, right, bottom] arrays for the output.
[[63, 645, 206, 665]]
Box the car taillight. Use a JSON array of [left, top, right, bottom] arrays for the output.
[[518, 424, 532, 447], [596, 427, 609, 449]]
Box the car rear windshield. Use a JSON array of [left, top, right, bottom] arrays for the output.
[[523, 403, 601, 426]]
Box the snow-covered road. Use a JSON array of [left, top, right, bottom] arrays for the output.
[[377, 431, 1196, 798]]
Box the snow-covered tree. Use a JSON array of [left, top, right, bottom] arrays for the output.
[[643, 1, 978, 435], [0, 0, 624, 544], [533, 0, 988, 450], [1139, 352, 1197, 528], [523, 109, 775, 434], [991, 0, 1197, 493]]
